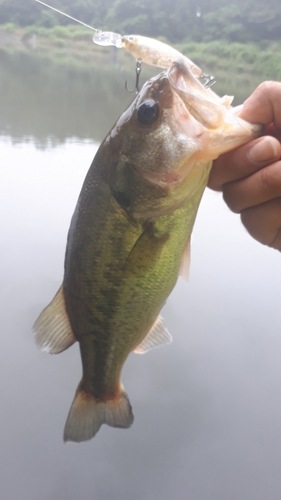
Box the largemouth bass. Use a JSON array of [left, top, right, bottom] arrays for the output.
[[34, 57, 259, 442]]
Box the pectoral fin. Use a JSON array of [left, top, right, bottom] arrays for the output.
[[134, 315, 172, 354], [179, 237, 191, 282], [124, 223, 169, 276]]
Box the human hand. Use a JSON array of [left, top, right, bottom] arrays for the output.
[[209, 81, 281, 251]]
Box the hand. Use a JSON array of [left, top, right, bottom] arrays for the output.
[[209, 81, 281, 251]]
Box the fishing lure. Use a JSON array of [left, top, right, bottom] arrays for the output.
[[35, 0, 215, 92]]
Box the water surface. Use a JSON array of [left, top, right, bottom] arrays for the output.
[[1, 51, 281, 500]]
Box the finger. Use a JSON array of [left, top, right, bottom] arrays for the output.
[[223, 160, 281, 212], [270, 229, 281, 251], [240, 198, 281, 250], [239, 81, 281, 130], [209, 136, 281, 191], [264, 123, 281, 142]]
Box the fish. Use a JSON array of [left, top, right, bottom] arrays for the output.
[[34, 57, 260, 443]]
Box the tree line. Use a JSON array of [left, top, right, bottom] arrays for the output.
[[1, 0, 281, 43]]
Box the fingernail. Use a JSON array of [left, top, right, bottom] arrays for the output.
[[247, 137, 278, 164]]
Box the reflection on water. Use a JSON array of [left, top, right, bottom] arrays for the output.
[[0, 49, 266, 147], [1, 52, 281, 500], [0, 49, 157, 146]]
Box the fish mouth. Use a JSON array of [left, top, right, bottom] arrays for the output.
[[168, 57, 262, 156], [168, 57, 229, 130], [136, 58, 261, 190], [135, 59, 212, 190], [168, 57, 206, 97]]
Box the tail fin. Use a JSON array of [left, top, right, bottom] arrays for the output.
[[63, 382, 134, 443]]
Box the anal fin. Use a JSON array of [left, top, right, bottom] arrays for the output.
[[33, 285, 76, 354], [134, 315, 172, 354]]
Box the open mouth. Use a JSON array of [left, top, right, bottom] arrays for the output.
[[168, 58, 200, 95], [168, 58, 228, 130], [134, 58, 261, 192], [168, 57, 262, 151]]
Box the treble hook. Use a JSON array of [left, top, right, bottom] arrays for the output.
[[125, 59, 142, 94], [202, 73, 216, 89]]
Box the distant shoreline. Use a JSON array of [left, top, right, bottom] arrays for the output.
[[0, 26, 114, 63], [1, 24, 281, 81]]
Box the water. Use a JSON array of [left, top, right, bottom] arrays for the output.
[[1, 50, 281, 500]]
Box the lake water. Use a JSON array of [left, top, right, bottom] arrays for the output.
[[1, 49, 281, 500]]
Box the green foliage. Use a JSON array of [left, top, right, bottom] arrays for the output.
[[1, 0, 281, 44], [51, 25, 69, 37], [178, 40, 281, 80], [2, 22, 16, 33]]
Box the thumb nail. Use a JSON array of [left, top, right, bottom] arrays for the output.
[[247, 137, 278, 164]]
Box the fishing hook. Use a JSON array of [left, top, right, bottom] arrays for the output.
[[202, 74, 216, 89], [125, 59, 142, 94]]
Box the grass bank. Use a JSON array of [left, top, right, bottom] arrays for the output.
[[178, 40, 281, 81], [1, 23, 281, 80]]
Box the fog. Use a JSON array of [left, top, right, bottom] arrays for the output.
[[1, 136, 281, 500]]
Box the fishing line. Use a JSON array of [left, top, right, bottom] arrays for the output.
[[35, 0, 100, 33]]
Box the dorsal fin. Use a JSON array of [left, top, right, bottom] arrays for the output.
[[134, 315, 172, 354]]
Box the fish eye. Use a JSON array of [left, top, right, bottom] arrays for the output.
[[137, 100, 160, 125]]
